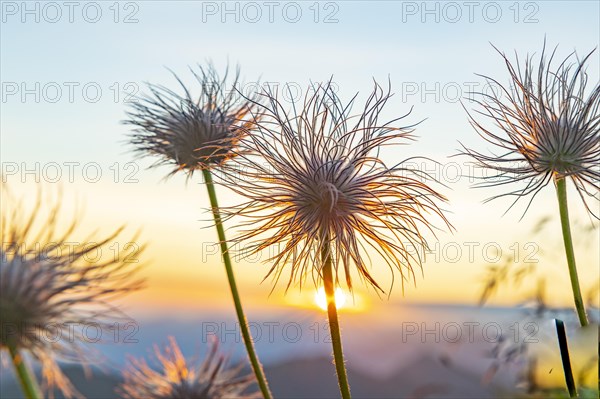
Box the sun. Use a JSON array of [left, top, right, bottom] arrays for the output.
[[314, 287, 347, 311]]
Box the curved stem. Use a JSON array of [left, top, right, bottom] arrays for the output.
[[202, 169, 273, 399], [8, 344, 42, 399], [321, 237, 352, 399], [554, 176, 588, 327]]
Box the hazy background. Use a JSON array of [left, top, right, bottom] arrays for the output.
[[1, 1, 599, 397]]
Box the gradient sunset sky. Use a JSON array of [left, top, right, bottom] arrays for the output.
[[2, 1, 599, 317]]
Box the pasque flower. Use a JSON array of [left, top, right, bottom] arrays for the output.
[[461, 43, 599, 327], [225, 80, 451, 293], [0, 186, 145, 398], [124, 63, 273, 398], [223, 79, 451, 399], [119, 337, 256, 399]]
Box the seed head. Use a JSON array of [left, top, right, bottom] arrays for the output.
[[223, 79, 451, 293], [125, 63, 255, 177], [461, 43, 600, 217], [0, 186, 145, 397], [119, 337, 257, 399]]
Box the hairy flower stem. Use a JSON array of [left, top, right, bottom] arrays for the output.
[[554, 176, 588, 327], [8, 344, 42, 399], [201, 169, 273, 399], [321, 237, 352, 399]]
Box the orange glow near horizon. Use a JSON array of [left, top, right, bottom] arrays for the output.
[[3, 180, 599, 314]]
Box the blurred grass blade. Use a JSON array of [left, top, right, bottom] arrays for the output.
[[555, 319, 577, 397]]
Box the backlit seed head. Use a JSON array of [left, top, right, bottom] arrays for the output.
[[222, 79, 452, 293], [125, 63, 255, 177], [461, 43, 600, 218], [0, 186, 145, 398], [119, 337, 257, 399]]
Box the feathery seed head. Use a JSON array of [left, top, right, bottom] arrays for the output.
[[125, 63, 255, 177], [223, 79, 452, 293], [0, 186, 145, 397], [119, 337, 257, 399], [461, 43, 600, 217]]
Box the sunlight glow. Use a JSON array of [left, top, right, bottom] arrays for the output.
[[315, 287, 347, 311]]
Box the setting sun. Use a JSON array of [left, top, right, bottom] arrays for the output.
[[314, 287, 347, 311]]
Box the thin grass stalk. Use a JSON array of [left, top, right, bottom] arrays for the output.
[[554, 175, 588, 327], [321, 232, 352, 399], [201, 169, 272, 399], [8, 343, 42, 399]]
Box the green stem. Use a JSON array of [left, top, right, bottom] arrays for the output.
[[321, 237, 352, 399], [8, 344, 42, 399], [554, 176, 588, 327], [201, 169, 273, 399]]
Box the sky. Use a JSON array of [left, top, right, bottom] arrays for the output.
[[1, 0, 599, 321]]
